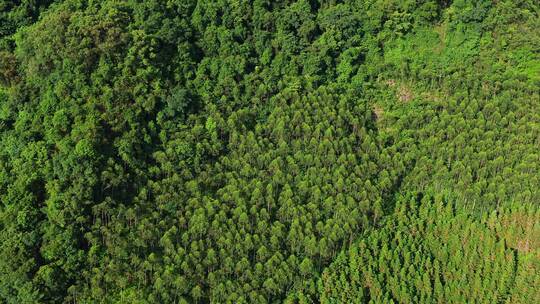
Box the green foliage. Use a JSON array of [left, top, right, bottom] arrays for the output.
[[319, 193, 540, 303], [0, 0, 538, 303]]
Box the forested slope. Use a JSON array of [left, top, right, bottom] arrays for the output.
[[320, 193, 540, 303], [0, 0, 539, 303]]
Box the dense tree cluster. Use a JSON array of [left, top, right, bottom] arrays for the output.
[[371, 0, 540, 210], [0, 0, 538, 303], [320, 193, 540, 303]]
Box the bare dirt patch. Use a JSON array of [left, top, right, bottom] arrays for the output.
[[397, 84, 413, 102]]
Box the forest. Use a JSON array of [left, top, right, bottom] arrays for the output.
[[0, 0, 538, 303]]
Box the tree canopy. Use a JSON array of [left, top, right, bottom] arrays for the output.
[[0, 0, 539, 303]]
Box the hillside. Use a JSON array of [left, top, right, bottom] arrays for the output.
[[0, 0, 539, 303]]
